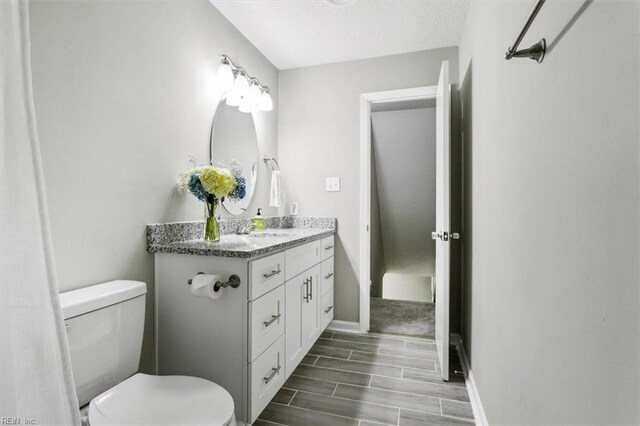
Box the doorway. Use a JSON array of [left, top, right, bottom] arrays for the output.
[[368, 98, 437, 338]]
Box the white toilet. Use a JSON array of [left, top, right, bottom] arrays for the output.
[[60, 280, 236, 426]]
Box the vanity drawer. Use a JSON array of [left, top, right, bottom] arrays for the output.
[[321, 235, 335, 260], [250, 252, 285, 300], [249, 286, 285, 362], [321, 291, 334, 330], [250, 334, 285, 423], [285, 240, 321, 280], [321, 257, 334, 296]]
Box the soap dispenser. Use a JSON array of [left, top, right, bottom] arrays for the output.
[[252, 208, 264, 232]]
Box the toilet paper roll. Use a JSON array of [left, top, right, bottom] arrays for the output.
[[190, 274, 225, 300]]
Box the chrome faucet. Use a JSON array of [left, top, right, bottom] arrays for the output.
[[236, 223, 256, 235]]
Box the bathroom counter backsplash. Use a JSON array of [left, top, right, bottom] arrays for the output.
[[147, 216, 336, 258]]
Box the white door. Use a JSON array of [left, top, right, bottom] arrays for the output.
[[434, 60, 451, 381]]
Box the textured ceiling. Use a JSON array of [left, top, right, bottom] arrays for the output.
[[210, 0, 469, 70]]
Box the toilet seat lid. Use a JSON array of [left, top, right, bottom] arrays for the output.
[[89, 373, 235, 426]]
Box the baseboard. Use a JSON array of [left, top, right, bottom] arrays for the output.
[[451, 333, 489, 426], [326, 320, 360, 334]]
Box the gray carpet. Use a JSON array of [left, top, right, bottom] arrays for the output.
[[369, 297, 435, 338]]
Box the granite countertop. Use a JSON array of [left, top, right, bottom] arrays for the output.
[[147, 216, 336, 258]]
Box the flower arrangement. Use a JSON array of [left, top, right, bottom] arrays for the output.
[[178, 160, 246, 241]]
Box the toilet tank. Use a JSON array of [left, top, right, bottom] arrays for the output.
[[59, 280, 146, 407]]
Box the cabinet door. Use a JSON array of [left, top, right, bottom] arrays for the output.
[[301, 264, 322, 352], [285, 274, 304, 378], [285, 263, 322, 377]]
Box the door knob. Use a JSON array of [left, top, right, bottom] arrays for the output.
[[431, 232, 441, 240]]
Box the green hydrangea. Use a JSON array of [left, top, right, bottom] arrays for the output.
[[200, 167, 235, 198]]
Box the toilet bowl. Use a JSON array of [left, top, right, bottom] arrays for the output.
[[60, 280, 236, 426]]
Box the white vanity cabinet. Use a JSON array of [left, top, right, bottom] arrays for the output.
[[155, 234, 335, 425]]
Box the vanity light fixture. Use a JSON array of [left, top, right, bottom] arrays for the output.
[[239, 79, 262, 112], [226, 68, 249, 107], [232, 69, 249, 93], [215, 61, 235, 92], [216, 55, 273, 113], [259, 88, 273, 112]]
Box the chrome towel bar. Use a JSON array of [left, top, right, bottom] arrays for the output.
[[505, 0, 546, 63]]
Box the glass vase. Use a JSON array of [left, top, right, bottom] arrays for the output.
[[203, 199, 220, 242]]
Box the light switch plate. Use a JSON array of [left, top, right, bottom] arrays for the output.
[[326, 177, 340, 192]]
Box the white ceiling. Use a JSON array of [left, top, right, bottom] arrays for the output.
[[210, 0, 469, 70]]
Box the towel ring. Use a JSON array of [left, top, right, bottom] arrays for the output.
[[263, 156, 280, 171]]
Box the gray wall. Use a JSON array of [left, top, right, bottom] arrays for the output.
[[278, 48, 458, 323], [459, 1, 639, 424], [29, 0, 279, 373], [371, 108, 436, 278]]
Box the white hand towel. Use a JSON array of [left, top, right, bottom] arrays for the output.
[[269, 170, 282, 208]]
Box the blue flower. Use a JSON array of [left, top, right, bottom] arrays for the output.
[[188, 174, 208, 202], [228, 175, 246, 200]]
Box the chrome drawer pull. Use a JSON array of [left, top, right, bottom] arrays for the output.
[[324, 305, 333, 314], [324, 245, 334, 250], [309, 276, 313, 300], [303, 279, 309, 302], [263, 314, 281, 327], [263, 365, 281, 384], [324, 273, 333, 279], [263, 269, 281, 279]]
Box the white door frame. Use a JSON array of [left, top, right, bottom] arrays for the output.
[[359, 85, 438, 334]]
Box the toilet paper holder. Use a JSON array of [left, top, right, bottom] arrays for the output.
[[188, 272, 241, 292]]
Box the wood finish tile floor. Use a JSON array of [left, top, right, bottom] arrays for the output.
[[256, 332, 475, 426]]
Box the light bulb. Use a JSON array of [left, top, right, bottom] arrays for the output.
[[233, 71, 249, 93], [239, 98, 254, 113], [259, 90, 273, 111], [225, 89, 242, 106], [216, 62, 234, 92], [239, 84, 260, 113], [247, 83, 262, 106]]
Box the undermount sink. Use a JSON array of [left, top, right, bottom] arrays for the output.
[[239, 232, 288, 239]]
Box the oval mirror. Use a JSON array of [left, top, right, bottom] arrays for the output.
[[210, 101, 258, 215]]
